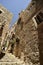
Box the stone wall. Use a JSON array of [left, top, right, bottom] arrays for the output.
[[15, 10, 40, 65], [14, 1, 43, 65], [0, 5, 13, 47]]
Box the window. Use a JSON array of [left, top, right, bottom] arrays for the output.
[[0, 10, 2, 14], [32, 1, 36, 6], [16, 37, 20, 45], [35, 12, 43, 24], [32, 2, 35, 5], [17, 17, 23, 30], [17, 18, 21, 25], [0, 25, 4, 36], [16, 38, 20, 43]]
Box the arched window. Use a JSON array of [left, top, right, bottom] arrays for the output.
[[35, 12, 43, 24]]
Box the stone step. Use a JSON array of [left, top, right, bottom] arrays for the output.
[[0, 53, 25, 65]]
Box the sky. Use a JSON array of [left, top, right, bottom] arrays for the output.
[[0, 0, 31, 26]]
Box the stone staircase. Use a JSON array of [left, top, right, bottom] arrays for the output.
[[0, 53, 26, 65]]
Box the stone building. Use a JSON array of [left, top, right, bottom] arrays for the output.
[[0, 5, 13, 51], [0, 0, 43, 65], [4, 24, 16, 53], [14, 0, 43, 65]]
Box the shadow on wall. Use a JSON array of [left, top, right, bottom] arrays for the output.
[[38, 22, 43, 65], [0, 52, 5, 59]]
